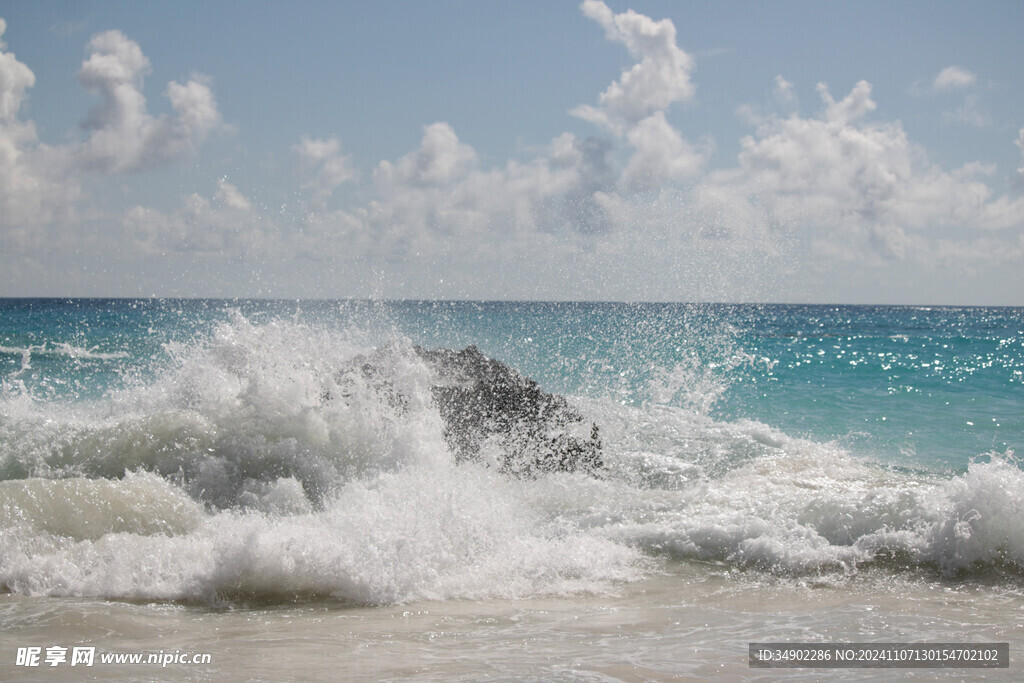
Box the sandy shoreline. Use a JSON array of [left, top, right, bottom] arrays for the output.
[[3, 563, 1022, 681]]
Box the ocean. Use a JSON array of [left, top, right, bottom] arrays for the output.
[[1, 298, 1022, 680]]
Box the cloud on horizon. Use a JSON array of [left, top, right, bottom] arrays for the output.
[[1, 3, 1023, 301]]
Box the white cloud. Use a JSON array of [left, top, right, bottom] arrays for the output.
[[122, 179, 270, 257], [366, 123, 482, 256], [368, 125, 592, 243], [567, 2, 706, 199], [570, 0, 696, 135], [3, 7, 1024, 301], [375, 122, 477, 188], [215, 176, 252, 212], [74, 30, 224, 173], [167, 75, 222, 135], [0, 18, 33, 120], [293, 135, 357, 206], [773, 75, 797, 107], [622, 111, 706, 191], [817, 79, 876, 124], [1, 19, 226, 260], [0, 18, 80, 239], [917, 66, 991, 129], [691, 80, 1024, 264], [727, 81, 898, 221], [933, 65, 977, 91], [118, 124, 612, 271], [290, 13, 1024, 292]]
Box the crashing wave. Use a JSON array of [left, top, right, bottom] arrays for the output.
[[332, 345, 603, 477]]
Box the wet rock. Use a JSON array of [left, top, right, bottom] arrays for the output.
[[415, 345, 602, 476], [331, 344, 603, 476]]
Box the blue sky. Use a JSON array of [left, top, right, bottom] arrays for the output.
[[1, 0, 1023, 303]]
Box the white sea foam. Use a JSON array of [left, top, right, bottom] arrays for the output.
[[0, 463, 643, 603], [594, 394, 1024, 578], [0, 314, 643, 602], [0, 343, 128, 362], [2, 314, 1023, 605]]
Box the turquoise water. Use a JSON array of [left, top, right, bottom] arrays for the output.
[[3, 299, 1019, 471], [2, 298, 1024, 608]]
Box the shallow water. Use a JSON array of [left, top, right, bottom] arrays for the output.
[[3, 565, 1022, 680]]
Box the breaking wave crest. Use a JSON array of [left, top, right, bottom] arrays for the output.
[[1, 313, 1022, 605]]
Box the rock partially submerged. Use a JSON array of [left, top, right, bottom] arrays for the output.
[[417, 346, 603, 476], [335, 345, 603, 476]]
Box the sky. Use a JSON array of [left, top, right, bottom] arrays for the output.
[[1, 0, 1023, 304]]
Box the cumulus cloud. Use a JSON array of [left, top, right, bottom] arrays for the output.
[[933, 65, 977, 91], [570, 0, 696, 135], [122, 179, 269, 257], [4, 6, 1024, 300], [622, 111, 706, 191], [566, 1, 706, 195], [691, 80, 1024, 264], [367, 124, 614, 248], [0, 18, 80, 238], [288, 8, 1023, 288], [375, 122, 476, 189], [166, 76, 222, 135], [1, 17, 230, 278], [0, 18, 33, 120], [75, 30, 223, 173], [818, 79, 876, 124], [554, 134, 617, 233], [1, 19, 225, 242], [293, 135, 357, 206], [366, 123, 482, 255], [119, 123, 618, 275]]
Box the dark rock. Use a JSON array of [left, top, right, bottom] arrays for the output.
[[330, 344, 603, 476], [415, 346, 603, 476]]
